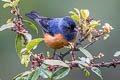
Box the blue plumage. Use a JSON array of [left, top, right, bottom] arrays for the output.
[[25, 10, 78, 49]]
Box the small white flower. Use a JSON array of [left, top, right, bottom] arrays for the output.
[[102, 23, 113, 33]]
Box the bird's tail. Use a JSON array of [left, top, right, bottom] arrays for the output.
[[25, 10, 44, 20], [25, 10, 49, 32]]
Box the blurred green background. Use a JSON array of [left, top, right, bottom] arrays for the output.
[[0, 0, 120, 80]]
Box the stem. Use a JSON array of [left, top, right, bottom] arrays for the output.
[[70, 59, 120, 68], [83, 40, 96, 49]]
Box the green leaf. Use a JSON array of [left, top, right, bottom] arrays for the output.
[[79, 57, 86, 62], [12, 0, 20, 7], [0, 23, 15, 31], [79, 57, 90, 64], [71, 15, 80, 22], [69, 11, 77, 15], [40, 64, 53, 78], [22, 33, 32, 43], [85, 58, 90, 64], [91, 67, 103, 80], [47, 51, 50, 57], [23, 20, 38, 34], [88, 33, 93, 42], [26, 38, 44, 50], [80, 10, 87, 19], [80, 9, 89, 19], [44, 60, 69, 67], [51, 67, 70, 80], [79, 47, 93, 60], [21, 51, 31, 67], [85, 70, 90, 77], [13, 71, 31, 80], [74, 8, 80, 15], [3, 3, 11, 8], [15, 34, 25, 58], [88, 20, 101, 27], [82, 24, 88, 32], [7, 18, 13, 23], [114, 51, 120, 57], [83, 69, 90, 77], [28, 67, 40, 80], [69, 9, 80, 22], [2, 0, 10, 2], [88, 24, 100, 27]]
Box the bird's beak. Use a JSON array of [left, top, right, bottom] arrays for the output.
[[74, 27, 78, 31]]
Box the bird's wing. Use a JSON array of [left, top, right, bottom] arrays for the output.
[[37, 17, 53, 33], [47, 18, 62, 35], [25, 10, 53, 33], [25, 10, 62, 35]]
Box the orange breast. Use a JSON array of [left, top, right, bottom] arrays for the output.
[[44, 33, 77, 49]]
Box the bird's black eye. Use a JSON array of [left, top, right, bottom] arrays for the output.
[[70, 24, 76, 29]]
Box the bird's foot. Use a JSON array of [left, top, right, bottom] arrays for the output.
[[52, 49, 57, 59]]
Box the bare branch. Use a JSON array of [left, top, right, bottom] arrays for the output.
[[70, 59, 120, 68]]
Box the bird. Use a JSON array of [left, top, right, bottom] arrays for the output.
[[25, 10, 78, 49]]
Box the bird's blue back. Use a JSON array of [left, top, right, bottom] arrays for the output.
[[47, 18, 62, 34]]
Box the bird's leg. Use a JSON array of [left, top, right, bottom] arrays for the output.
[[53, 50, 62, 60], [53, 49, 57, 59], [56, 52, 64, 60]]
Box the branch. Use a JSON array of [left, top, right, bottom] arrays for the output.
[[60, 33, 103, 59], [60, 33, 90, 59], [71, 59, 120, 68], [83, 40, 96, 49], [91, 59, 120, 68]]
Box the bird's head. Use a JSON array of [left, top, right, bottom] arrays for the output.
[[59, 16, 78, 41], [60, 16, 77, 33]]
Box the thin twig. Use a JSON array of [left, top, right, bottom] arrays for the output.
[[70, 59, 120, 68], [91, 59, 119, 68], [83, 40, 96, 49]]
